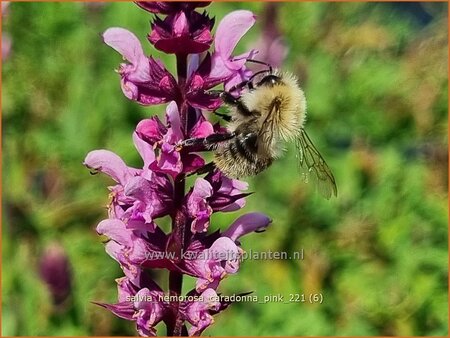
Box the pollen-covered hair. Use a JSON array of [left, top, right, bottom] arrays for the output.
[[241, 70, 307, 142]]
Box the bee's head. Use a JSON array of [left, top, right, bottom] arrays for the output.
[[256, 74, 282, 87]]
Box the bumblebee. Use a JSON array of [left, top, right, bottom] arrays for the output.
[[180, 65, 337, 199]]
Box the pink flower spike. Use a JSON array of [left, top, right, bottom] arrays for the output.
[[88, 2, 272, 335]]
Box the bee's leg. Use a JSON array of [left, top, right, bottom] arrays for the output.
[[186, 161, 216, 177], [226, 80, 251, 93], [206, 89, 248, 117], [219, 92, 252, 116], [207, 89, 223, 96], [219, 91, 240, 105], [213, 110, 232, 122], [177, 132, 235, 151]]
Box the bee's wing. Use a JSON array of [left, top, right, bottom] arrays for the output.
[[295, 128, 337, 199]]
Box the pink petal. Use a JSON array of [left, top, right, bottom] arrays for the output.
[[193, 178, 213, 198], [195, 277, 213, 293], [127, 218, 155, 232], [223, 67, 253, 92], [97, 219, 132, 246], [209, 237, 240, 274], [133, 288, 152, 309], [208, 53, 234, 82], [117, 277, 135, 302], [104, 241, 122, 263], [124, 176, 153, 202], [200, 288, 221, 311], [191, 120, 214, 138], [186, 288, 219, 336], [133, 132, 156, 169], [191, 215, 210, 234], [223, 213, 272, 242], [158, 143, 183, 177], [84, 149, 131, 185], [103, 27, 150, 82], [215, 10, 256, 58], [120, 78, 138, 100], [136, 117, 166, 144], [226, 49, 258, 71], [164, 101, 183, 143], [133, 289, 165, 335], [230, 178, 248, 191]]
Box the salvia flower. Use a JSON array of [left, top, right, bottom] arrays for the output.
[[103, 28, 180, 105], [181, 288, 221, 336], [94, 271, 168, 336], [207, 10, 257, 90], [86, 2, 274, 336]]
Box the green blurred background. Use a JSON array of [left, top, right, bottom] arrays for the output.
[[2, 1, 448, 336]]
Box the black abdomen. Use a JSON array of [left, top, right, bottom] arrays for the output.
[[214, 134, 273, 178]]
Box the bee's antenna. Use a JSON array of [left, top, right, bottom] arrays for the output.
[[247, 69, 271, 85], [226, 60, 273, 93], [245, 59, 273, 74]]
